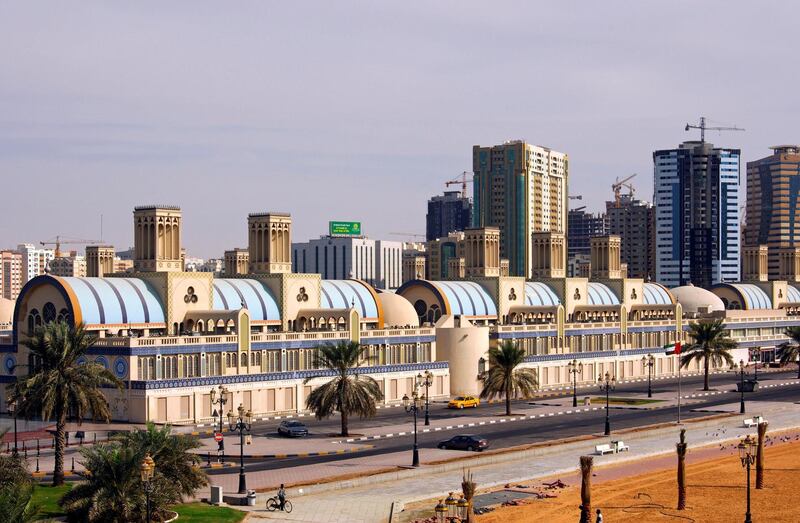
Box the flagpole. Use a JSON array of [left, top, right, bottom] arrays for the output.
[[677, 359, 682, 424]]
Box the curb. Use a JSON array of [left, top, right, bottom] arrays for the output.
[[198, 445, 375, 461]]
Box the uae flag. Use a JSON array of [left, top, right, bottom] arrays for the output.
[[663, 342, 682, 356]]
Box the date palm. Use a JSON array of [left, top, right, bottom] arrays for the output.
[[0, 433, 38, 523], [680, 320, 736, 391], [676, 429, 687, 510], [778, 326, 800, 379], [304, 341, 384, 437], [7, 322, 123, 486], [479, 341, 538, 416], [580, 455, 593, 522]]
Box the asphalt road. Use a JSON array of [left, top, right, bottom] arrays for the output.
[[208, 369, 800, 475]]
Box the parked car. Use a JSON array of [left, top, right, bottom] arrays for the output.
[[448, 395, 480, 409], [437, 435, 489, 452], [277, 420, 309, 437]]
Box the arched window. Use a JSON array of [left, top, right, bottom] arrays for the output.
[[43, 302, 56, 324], [57, 308, 71, 324], [27, 309, 41, 335], [240, 352, 248, 367]]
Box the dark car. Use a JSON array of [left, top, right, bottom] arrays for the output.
[[437, 435, 489, 452], [277, 420, 309, 437]]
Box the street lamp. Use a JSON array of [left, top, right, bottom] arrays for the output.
[[737, 435, 757, 523], [435, 499, 447, 523], [402, 392, 422, 467], [210, 386, 229, 458], [750, 348, 760, 382], [417, 370, 434, 426], [567, 359, 583, 407], [641, 354, 655, 398], [140, 452, 156, 523], [733, 360, 747, 414], [227, 403, 252, 494], [7, 398, 18, 456], [598, 371, 616, 436]]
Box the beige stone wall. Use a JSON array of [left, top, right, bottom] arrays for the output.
[[435, 317, 489, 396]]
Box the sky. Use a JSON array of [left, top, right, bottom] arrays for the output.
[[1, 2, 798, 258]]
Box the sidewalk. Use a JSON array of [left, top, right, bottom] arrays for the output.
[[234, 399, 800, 522]]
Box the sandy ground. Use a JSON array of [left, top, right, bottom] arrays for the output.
[[474, 431, 800, 523]]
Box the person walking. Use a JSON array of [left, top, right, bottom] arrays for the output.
[[596, 508, 604, 523], [278, 483, 286, 510]]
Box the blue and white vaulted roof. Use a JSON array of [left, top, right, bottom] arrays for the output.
[[787, 285, 800, 303], [642, 283, 674, 305], [432, 280, 497, 317], [587, 282, 620, 306], [727, 283, 772, 309], [320, 280, 380, 321], [212, 279, 280, 322], [524, 282, 560, 307], [61, 277, 165, 325]]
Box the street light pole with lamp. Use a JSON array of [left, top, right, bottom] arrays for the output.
[[7, 398, 18, 456], [737, 435, 757, 523], [734, 360, 747, 414], [598, 371, 616, 436], [567, 359, 583, 407], [209, 386, 229, 459], [434, 491, 469, 522], [750, 347, 760, 382], [417, 370, 434, 426], [642, 354, 655, 398], [227, 404, 252, 494], [140, 452, 156, 523], [402, 391, 422, 467]]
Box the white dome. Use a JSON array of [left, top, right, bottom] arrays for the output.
[[0, 298, 14, 325], [670, 284, 725, 314], [377, 292, 419, 328]]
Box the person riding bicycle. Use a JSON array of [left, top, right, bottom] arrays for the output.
[[278, 484, 286, 510]]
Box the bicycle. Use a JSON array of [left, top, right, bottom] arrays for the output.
[[266, 497, 293, 513]]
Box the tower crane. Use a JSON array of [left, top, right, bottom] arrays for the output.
[[40, 236, 102, 258], [685, 116, 744, 143], [445, 171, 472, 199], [611, 174, 637, 207], [389, 232, 426, 241]]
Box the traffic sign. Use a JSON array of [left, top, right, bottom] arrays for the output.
[[214, 432, 223, 442]]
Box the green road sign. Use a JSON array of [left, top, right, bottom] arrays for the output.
[[329, 221, 362, 236]]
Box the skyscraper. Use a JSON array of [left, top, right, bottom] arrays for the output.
[[743, 145, 800, 278], [654, 141, 741, 288], [425, 191, 472, 242], [472, 141, 568, 277], [567, 207, 607, 259], [0, 250, 23, 300], [606, 195, 656, 280], [16, 243, 55, 282]]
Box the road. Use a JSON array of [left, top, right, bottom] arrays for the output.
[[207, 369, 799, 475]]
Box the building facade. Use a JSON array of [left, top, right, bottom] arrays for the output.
[[292, 237, 403, 290], [16, 244, 55, 283], [0, 250, 23, 300], [606, 195, 656, 280], [654, 141, 741, 288], [426, 190, 472, 242], [48, 255, 87, 278], [472, 141, 568, 278], [567, 207, 607, 259], [744, 146, 800, 278]]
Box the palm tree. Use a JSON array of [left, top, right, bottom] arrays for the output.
[[756, 421, 768, 489], [676, 428, 687, 510], [479, 341, 538, 416], [580, 455, 593, 523], [304, 341, 384, 437], [778, 326, 800, 379], [680, 320, 736, 391], [0, 431, 38, 523], [7, 322, 123, 486]]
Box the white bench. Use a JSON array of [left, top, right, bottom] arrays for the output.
[[614, 441, 630, 453], [743, 416, 766, 428], [595, 444, 614, 455]]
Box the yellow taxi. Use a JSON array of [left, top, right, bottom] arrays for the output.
[[448, 395, 480, 409]]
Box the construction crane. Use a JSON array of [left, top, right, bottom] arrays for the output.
[[40, 236, 102, 258], [611, 174, 637, 207], [568, 195, 582, 201], [685, 116, 745, 143], [389, 232, 426, 241], [445, 171, 472, 199]]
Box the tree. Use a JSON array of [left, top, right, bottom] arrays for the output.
[[7, 322, 123, 486], [676, 428, 687, 510], [304, 341, 384, 437], [60, 424, 207, 522], [756, 421, 768, 489], [479, 341, 538, 416], [0, 439, 38, 523], [580, 455, 593, 523], [778, 326, 800, 379], [680, 320, 736, 391]]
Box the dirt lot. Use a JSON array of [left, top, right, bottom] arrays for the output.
[[476, 432, 800, 523]]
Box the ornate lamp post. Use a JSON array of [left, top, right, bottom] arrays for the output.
[[402, 392, 422, 467], [435, 499, 447, 523], [567, 359, 583, 407], [434, 492, 468, 522], [140, 452, 156, 523], [7, 398, 18, 456], [737, 435, 757, 523], [417, 370, 434, 426], [598, 371, 616, 436], [642, 354, 655, 398], [227, 404, 252, 494], [733, 360, 747, 414], [210, 386, 229, 457], [750, 348, 760, 382]]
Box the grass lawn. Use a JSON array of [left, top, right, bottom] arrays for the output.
[[589, 396, 663, 406], [173, 502, 246, 522], [31, 484, 71, 519]]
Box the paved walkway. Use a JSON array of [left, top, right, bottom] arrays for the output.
[[235, 399, 800, 523]]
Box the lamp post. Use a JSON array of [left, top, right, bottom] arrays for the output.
[[210, 386, 229, 458], [417, 370, 434, 426], [737, 435, 757, 523], [402, 391, 422, 467], [567, 359, 583, 407], [7, 398, 18, 456], [598, 371, 616, 436], [734, 360, 747, 414], [140, 452, 156, 523], [227, 404, 252, 494], [641, 354, 655, 398], [750, 348, 760, 382]]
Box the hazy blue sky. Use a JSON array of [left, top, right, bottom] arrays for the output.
[[1, 2, 798, 258]]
